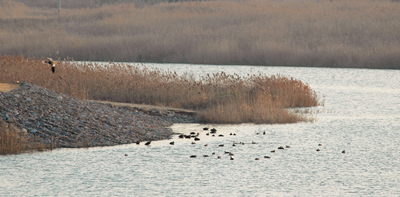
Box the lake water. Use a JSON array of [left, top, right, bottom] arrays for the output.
[[1, 64, 399, 196]]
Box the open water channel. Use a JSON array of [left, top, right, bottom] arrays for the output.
[[1, 64, 399, 196]]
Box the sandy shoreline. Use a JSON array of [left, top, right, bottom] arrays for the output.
[[0, 83, 20, 93], [91, 100, 196, 116]]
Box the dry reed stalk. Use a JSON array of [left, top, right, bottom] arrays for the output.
[[0, 120, 46, 155]]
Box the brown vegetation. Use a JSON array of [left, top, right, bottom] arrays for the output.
[[10, 0, 210, 9], [0, 120, 47, 155], [0, 0, 399, 69], [0, 55, 319, 124]]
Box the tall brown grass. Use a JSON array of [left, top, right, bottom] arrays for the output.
[[0, 120, 46, 155], [0, 0, 399, 69], [0, 55, 319, 123]]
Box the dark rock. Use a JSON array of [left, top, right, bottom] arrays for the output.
[[0, 82, 198, 149]]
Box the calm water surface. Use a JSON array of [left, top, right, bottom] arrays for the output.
[[1, 64, 399, 196]]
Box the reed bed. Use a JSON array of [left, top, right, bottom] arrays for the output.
[[0, 120, 46, 155], [0, 0, 399, 69], [0, 55, 319, 124]]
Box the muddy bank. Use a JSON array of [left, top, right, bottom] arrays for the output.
[[0, 82, 197, 148]]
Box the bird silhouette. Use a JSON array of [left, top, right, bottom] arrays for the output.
[[44, 58, 56, 73]]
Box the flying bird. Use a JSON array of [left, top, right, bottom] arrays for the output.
[[44, 58, 56, 73]]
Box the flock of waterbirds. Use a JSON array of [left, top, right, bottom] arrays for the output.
[[41, 58, 346, 159], [40, 58, 347, 158], [127, 127, 346, 159]]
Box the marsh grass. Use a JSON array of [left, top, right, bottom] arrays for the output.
[[0, 120, 47, 155], [0, 55, 319, 124], [0, 0, 399, 69]]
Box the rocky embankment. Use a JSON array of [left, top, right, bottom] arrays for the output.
[[0, 82, 197, 148]]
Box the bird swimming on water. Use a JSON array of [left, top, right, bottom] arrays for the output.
[[44, 58, 56, 73]]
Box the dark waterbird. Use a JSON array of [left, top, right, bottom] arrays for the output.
[[170, 141, 175, 145], [190, 155, 197, 158], [145, 141, 151, 146], [210, 128, 217, 133], [203, 127, 209, 130]]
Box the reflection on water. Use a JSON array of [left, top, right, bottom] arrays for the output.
[[1, 65, 400, 196]]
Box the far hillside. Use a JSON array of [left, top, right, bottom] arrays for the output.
[[8, 0, 220, 9], [0, 0, 399, 69]]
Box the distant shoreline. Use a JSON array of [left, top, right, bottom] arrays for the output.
[[1, 0, 399, 69], [74, 60, 400, 70]]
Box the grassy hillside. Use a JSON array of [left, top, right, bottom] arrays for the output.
[[1, 0, 399, 68]]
